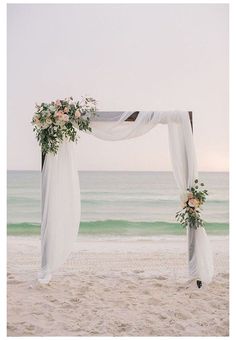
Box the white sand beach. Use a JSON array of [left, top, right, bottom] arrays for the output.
[[7, 235, 229, 336]]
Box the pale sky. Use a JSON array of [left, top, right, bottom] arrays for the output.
[[7, 4, 228, 171]]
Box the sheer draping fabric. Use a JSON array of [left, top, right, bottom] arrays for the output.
[[39, 111, 213, 284], [38, 141, 80, 283]]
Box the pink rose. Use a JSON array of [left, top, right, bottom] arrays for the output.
[[55, 99, 61, 107], [75, 109, 81, 118], [55, 110, 64, 118], [188, 198, 200, 208], [64, 107, 69, 113]]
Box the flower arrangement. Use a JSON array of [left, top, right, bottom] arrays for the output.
[[176, 179, 208, 229], [32, 97, 96, 155]]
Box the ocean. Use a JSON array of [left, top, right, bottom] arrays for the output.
[[7, 171, 229, 236]]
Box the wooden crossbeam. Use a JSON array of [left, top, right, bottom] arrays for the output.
[[41, 111, 193, 170]]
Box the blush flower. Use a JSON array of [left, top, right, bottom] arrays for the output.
[[55, 110, 64, 118], [75, 109, 81, 118], [188, 198, 200, 208], [46, 118, 52, 125], [33, 115, 41, 127]]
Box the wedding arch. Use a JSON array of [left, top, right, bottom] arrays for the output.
[[36, 110, 214, 285]]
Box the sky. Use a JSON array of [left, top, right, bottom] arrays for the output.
[[7, 3, 228, 171]]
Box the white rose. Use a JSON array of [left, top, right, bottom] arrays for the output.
[[49, 105, 56, 112], [46, 118, 52, 125]]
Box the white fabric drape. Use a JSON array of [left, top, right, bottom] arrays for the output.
[[165, 113, 213, 283], [39, 111, 213, 284], [38, 141, 80, 283]]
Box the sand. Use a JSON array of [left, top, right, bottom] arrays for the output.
[[7, 235, 229, 336]]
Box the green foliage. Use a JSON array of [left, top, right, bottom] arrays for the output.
[[175, 180, 208, 229], [32, 97, 96, 155]]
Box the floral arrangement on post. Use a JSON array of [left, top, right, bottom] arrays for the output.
[[176, 179, 208, 229], [32, 97, 96, 155]]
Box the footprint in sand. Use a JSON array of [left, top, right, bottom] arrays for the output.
[[159, 314, 168, 320], [128, 285, 137, 289], [104, 288, 111, 292], [7, 273, 15, 279], [8, 279, 22, 284], [32, 311, 43, 316], [174, 311, 191, 320], [70, 297, 80, 303], [156, 275, 167, 280], [175, 323, 185, 331], [7, 323, 17, 332], [25, 324, 35, 331], [117, 322, 130, 332], [133, 270, 145, 274], [148, 297, 161, 305], [177, 285, 187, 291]]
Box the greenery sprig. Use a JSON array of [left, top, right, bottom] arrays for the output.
[[176, 179, 208, 229]]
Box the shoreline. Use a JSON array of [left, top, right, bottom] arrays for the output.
[[7, 221, 229, 237]]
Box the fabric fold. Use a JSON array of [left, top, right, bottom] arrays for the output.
[[39, 141, 80, 283]]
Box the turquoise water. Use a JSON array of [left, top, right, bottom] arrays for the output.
[[7, 171, 229, 236]]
